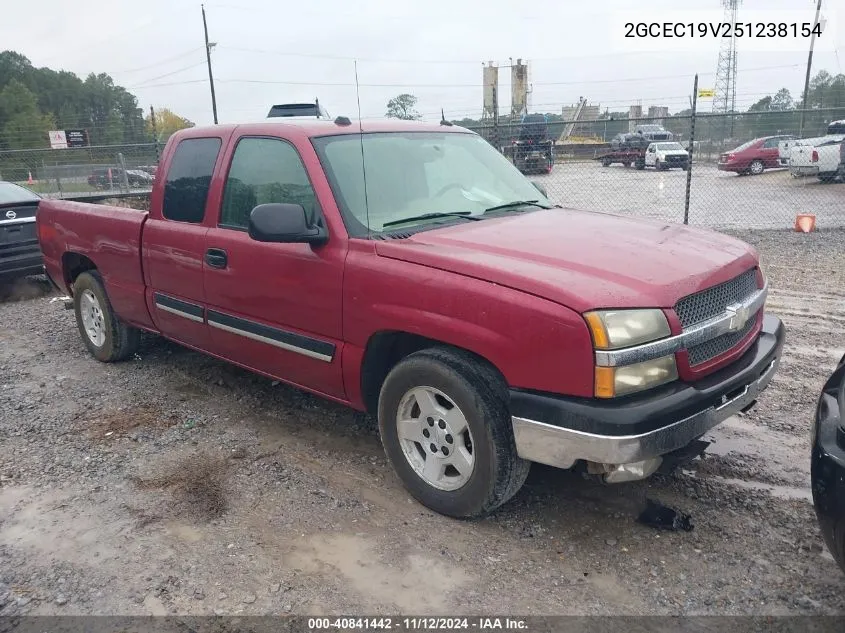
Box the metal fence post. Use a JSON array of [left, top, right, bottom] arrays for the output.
[[683, 74, 699, 226], [117, 152, 130, 193]]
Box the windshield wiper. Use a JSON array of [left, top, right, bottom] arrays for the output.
[[482, 199, 553, 214], [382, 212, 481, 228]]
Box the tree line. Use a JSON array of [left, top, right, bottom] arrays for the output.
[[0, 50, 193, 151]]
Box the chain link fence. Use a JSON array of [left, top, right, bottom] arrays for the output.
[[0, 143, 160, 199], [1, 109, 842, 228], [467, 108, 845, 231]]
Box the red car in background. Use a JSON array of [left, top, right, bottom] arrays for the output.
[[717, 135, 796, 176]]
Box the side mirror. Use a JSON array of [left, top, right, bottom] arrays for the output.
[[531, 181, 547, 197], [248, 203, 327, 245]]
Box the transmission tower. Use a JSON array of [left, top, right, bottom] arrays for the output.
[[713, 0, 740, 137]]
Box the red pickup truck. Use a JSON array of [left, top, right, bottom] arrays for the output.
[[36, 118, 785, 518]]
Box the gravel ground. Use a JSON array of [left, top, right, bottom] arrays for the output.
[[531, 162, 845, 230], [1, 228, 844, 618]]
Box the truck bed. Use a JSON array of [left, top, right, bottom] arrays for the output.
[[37, 199, 152, 328]]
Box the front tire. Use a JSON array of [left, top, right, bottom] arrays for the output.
[[378, 348, 530, 519], [73, 271, 141, 362]]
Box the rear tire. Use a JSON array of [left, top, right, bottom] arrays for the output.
[[73, 271, 141, 362], [377, 348, 530, 519], [749, 160, 764, 175]]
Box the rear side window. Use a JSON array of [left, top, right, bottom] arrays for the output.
[[162, 137, 222, 223]]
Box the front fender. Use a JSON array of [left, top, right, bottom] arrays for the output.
[[343, 248, 596, 400]]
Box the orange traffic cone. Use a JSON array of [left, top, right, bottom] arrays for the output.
[[794, 214, 816, 233], [27, 171, 33, 184]]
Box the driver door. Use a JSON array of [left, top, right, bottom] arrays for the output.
[[202, 135, 346, 398]]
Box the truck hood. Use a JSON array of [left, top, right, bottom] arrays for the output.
[[658, 150, 689, 157], [374, 208, 758, 313]]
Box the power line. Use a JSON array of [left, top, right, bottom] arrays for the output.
[[109, 48, 206, 75], [129, 61, 210, 88]]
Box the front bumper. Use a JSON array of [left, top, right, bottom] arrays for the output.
[[811, 358, 845, 573], [510, 314, 785, 471]]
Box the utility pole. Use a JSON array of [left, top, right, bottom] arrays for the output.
[[684, 74, 699, 226], [799, 0, 823, 137], [202, 4, 219, 124]]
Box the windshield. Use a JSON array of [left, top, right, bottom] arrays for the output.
[[654, 142, 685, 151], [0, 182, 40, 204], [312, 131, 552, 235]]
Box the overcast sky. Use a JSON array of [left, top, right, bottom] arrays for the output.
[[3, 0, 843, 125]]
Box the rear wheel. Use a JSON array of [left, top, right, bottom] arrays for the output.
[[378, 348, 530, 519], [601, 157, 611, 167], [749, 160, 764, 175], [73, 271, 141, 362]]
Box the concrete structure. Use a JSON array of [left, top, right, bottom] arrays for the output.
[[482, 62, 499, 122], [647, 106, 670, 125], [628, 105, 643, 132], [510, 59, 529, 120]]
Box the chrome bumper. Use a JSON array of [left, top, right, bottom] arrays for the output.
[[511, 355, 779, 471]]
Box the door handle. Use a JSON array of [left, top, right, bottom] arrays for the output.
[[205, 248, 228, 269]]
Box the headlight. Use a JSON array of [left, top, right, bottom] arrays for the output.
[[595, 356, 678, 398], [584, 309, 671, 350]]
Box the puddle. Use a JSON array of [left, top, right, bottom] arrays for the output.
[[706, 475, 811, 502], [288, 533, 469, 611]]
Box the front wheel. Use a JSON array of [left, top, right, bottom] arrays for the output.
[[73, 271, 141, 362], [378, 348, 530, 519]]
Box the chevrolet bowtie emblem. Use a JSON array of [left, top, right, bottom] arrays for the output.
[[726, 303, 750, 332]]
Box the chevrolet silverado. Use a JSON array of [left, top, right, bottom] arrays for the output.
[[36, 118, 785, 518]]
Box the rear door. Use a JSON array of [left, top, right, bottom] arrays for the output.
[[143, 135, 227, 349], [760, 137, 782, 167], [202, 134, 346, 398]]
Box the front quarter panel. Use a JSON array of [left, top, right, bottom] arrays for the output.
[[342, 241, 596, 405]]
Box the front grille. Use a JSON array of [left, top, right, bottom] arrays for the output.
[[674, 268, 759, 329], [687, 310, 758, 366]]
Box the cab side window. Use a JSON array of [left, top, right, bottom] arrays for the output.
[[220, 137, 318, 230], [162, 137, 222, 223]]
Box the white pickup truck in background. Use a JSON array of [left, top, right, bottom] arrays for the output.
[[789, 135, 845, 182], [779, 119, 845, 169]]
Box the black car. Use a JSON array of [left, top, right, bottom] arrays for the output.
[[0, 181, 43, 282], [811, 352, 845, 573]]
